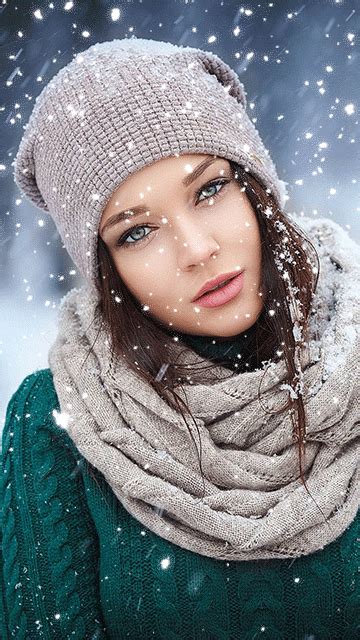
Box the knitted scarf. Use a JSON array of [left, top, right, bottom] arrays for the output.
[[48, 216, 360, 561]]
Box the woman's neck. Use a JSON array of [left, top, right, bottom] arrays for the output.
[[164, 321, 260, 373]]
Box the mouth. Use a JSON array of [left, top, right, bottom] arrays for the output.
[[193, 271, 245, 308], [202, 275, 236, 294], [192, 270, 243, 302]]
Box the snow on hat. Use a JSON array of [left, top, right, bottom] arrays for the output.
[[14, 36, 288, 286]]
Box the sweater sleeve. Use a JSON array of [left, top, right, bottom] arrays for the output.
[[0, 369, 108, 639]]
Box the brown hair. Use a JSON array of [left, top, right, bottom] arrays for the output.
[[86, 160, 326, 519]]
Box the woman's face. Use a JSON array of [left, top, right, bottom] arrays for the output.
[[99, 153, 264, 338]]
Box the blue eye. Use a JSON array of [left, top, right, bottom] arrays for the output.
[[196, 180, 225, 202], [116, 177, 230, 249]]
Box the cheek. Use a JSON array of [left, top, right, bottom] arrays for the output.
[[246, 218, 261, 255], [234, 216, 262, 274], [113, 257, 162, 299], [226, 197, 260, 242], [111, 256, 140, 290], [233, 221, 261, 255]]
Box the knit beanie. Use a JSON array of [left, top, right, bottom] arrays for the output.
[[14, 36, 288, 287]]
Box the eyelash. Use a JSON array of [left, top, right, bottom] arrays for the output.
[[115, 178, 231, 249]]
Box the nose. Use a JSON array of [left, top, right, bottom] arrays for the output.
[[175, 216, 220, 271]]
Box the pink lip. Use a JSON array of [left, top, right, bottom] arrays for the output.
[[193, 272, 245, 308], [192, 270, 243, 302]]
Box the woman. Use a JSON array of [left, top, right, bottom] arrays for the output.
[[1, 37, 359, 640]]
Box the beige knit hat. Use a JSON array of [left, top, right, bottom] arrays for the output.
[[14, 37, 288, 286]]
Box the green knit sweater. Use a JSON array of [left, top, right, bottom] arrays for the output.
[[1, 356, 359, 638]]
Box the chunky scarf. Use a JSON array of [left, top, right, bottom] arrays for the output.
[[48, 215, 360, 561]]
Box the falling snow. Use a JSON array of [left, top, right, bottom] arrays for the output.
[[1, 0, 359, 473]]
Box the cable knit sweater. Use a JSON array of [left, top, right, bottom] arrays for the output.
[[1, 330, 359, 639]]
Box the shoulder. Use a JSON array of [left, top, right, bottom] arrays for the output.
[[6, 367, 58, 415], [291, 213, 350, 237], [1, 370, 108, 638], [290, 214, 360, 264], [2, 367, 81, 462]]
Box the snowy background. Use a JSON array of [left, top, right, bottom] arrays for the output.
[[1, 0, 359, 430]]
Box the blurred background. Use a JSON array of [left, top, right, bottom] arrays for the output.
[[1, 0, 359, 429]]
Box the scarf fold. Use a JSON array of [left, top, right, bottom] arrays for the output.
[[48, 215, 360, 561]]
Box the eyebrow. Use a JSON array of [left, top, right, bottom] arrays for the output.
[[100, 156, 221, 236]]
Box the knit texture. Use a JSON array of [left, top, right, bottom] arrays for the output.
[[13, 36, 288, 286], [1, 368, 359, 640], [46, 215, 360, 561]]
